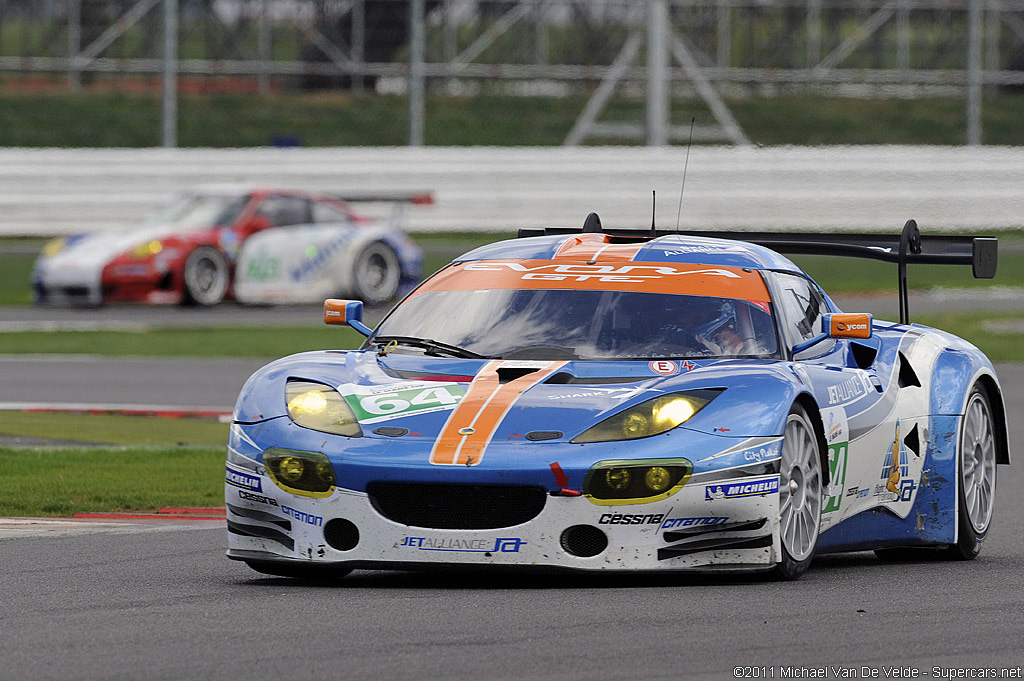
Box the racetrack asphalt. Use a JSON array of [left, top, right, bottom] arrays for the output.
[[0, 363, 1021, 680]]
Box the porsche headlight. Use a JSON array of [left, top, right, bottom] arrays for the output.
[[584, 458, 693, 505], [42, 237, 67, 257], [286, 380, 362, 437], [571, 390, 720, 443], [264, 448, 336, 497], [131, 240, 163, 258]]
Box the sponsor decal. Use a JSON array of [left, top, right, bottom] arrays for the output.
[[244, 255, 279, 282], [341, 382, 468, 425], [661, 245, 742, 255], [464, 262, 742, 283], [430, 360, 566, 466], [547, 387, 635, 401], [661, 516, 729, 530], [238, 489, 278, 507], [399, 536, 527, 553], [649, 360, 678, 376], [705, 477, 780, 500], [827, 375, 868, 405], [821, 407, 850, 514], [599, 513, 665, 525], [289, 235, 350, 282], [857, 488, 870, 499], [872, 421, 919, 504], [681, 360, 697, 372], [846, 487, 859, 498], [280, 505, 324, 527], [226, 465, 262, 492], [742, 443, 782, 463]]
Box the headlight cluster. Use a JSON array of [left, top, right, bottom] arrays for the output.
[[571, 390, 719, 443], [264, 447, 336, 497], [42, 237, 67, 257], [131, 240, 164, 258], [583, 458, 693, 505], [285, 379, 362, 437]]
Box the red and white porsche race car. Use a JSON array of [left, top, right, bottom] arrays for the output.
[[32, 186, 430, 306]]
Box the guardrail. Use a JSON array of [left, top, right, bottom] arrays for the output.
[[2, 146, 1023, 235]]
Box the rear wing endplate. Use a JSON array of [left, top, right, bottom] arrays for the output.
[[518, 218, 997, 325]]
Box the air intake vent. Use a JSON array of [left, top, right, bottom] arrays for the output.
[[497, 367, 541, 383], [367, 482, 546, 529]]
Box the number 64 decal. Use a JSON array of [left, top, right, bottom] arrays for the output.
[[343, 384, 467, 424]]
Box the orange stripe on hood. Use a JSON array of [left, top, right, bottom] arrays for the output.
[[554, 235, 644, 262], [429, 360, 567, 466]]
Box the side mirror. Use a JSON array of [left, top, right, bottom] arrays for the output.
[[824, 313, 872, 339], [324, 299, 372, 337]]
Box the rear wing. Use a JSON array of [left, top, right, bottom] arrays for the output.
[[331, 191, 434, 206], [518, 217, 997, 325]]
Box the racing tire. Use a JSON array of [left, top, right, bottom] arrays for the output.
[[182, 246, 229, 306], [244, 560, 352, 581], [351, 241, 401, 305], [772, 404, 824, 581], [946, 382, 997, 560]]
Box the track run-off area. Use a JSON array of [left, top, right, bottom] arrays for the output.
[[0, 350, 1021, 679]]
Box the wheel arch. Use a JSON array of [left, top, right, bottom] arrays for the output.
[[975, 373, 1010, 466], [792, 391, 830, 489]]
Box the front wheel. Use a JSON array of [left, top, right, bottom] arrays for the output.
[[773, 404, 824, 580], [182, 246, 229, 306]]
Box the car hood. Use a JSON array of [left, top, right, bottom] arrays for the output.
[[39, 224, 203, 268], [236, 350, 800, 441]]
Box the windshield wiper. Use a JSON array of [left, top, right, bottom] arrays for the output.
[[372, 335, 492, 360]]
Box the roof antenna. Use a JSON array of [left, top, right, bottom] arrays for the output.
[[674, 117, 696, 235], [650, 190, 656, 238]]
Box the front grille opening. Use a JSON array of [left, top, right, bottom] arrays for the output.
[[324, 518, 359, 551], [560, 525, 608, 558], [367, 482, 546, 530]]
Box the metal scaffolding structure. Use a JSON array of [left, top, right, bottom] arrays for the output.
[[1, 0, 1021, 146]]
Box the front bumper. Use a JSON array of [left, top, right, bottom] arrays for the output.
[[225, 464, 783, 573]]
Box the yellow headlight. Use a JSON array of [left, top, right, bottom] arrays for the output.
[[584, 459, 693, 505], [644, 466, 672, 492], [131, 240, 163, 258], [285, 380, 362, 438], [572, 392, 716, 444], [42, 237, 67, 257], [264, 448, 336, 497]]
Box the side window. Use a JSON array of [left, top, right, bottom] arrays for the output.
[[312, 202, 354, 224], [255, 196, 311, 227], [771, 272, 827, 345]]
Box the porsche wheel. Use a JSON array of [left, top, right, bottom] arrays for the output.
[[773, 404, 823, 580], [183, 247, 229, 306], [245, 560, 352, 581], [352, 241, 401, 305], [947, 383, 997, 560]]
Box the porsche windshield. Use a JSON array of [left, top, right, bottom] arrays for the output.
[[143, 194, 248, 229], [374, 289, 778, 360]]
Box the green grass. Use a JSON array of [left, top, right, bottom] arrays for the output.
[[0, 411, 228, 446], [0, 325, 365, 356], [0, 253, 36, 305], [916, 312, 1024, 363], [0, 446, 225, 517], [6, 91, 1024, 146]]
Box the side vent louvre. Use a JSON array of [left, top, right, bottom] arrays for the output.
[[850, 342, 878, 370], [903, 423, 921, 457], [497, 367, 541, 383], [898, 352, 922, 388]]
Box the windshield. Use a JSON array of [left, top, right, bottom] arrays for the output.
[[375, 288, 778, 360], [143, 194, 249, 229]]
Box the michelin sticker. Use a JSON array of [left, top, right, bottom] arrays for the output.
[[705, 477, 779, 500], [340, 381, 467, 424]]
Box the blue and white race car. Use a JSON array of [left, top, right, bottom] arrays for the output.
[[225, 216, 1009, 580]]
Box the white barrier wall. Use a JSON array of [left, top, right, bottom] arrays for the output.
[[2, 146, 1023, 235]]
